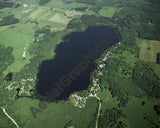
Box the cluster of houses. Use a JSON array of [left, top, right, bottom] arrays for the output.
[[70, 77, 100, 108], [70, 42, 122, 108]]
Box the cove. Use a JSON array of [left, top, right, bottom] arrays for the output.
[[35, 26, 120, 101]]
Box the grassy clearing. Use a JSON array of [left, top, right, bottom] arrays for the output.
[[29, 7, 71, 24], [48, 13, 70, 24], [99, 7, 116, 17], [37, 20, 66, 31], [97, 89, 119, 112], [0, 28, 34, 75], [121, 51, 138, 66], [0, 109, 16, 128], [0, 26, 10, 33], [140, 40, 160, 62], [29, 98, 98, 128], [28, 8, 48, 19], [115, 77, 145, 97], [0, 8, 14, 17], [38, 10, 56, 20], [0, 8, 10, 13], [14, 22, 36, 36], [6, 97, 40, 128], [13, 0, 40, 5], [123, 97, 158, 128]]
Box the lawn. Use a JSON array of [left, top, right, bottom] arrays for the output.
[[0, 28, 34, 75], [99, 7, 116, 17]]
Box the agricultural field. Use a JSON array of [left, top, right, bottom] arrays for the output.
[[140, 40, 160, 63]]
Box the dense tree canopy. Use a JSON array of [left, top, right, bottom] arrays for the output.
[[98, 108, 127, 128], [132, 61, 160, 98], [0, 15, 19, 26], [0, 1, 14, 9], [39, 0, 51, 6]]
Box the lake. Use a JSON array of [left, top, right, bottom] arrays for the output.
[[35, 26, 120, 101]]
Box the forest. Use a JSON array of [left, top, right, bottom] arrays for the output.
[[0, 44, 14, 85], [132, 61, 160, 98], [157, 53, 160, 64], [39, 0, 51, 6], [98, 108, 127, 128], [0, 1, 14, 9], [0, 15, 19, 26]]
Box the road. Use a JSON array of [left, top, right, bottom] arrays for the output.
[[0, 107, 20, 128]]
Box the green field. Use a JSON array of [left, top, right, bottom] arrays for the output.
[[0, 29, 34, 75], [140, 40, 160, 62], [4, 97, 98, 128], [99, 7, 116, 17], [123, 97, 159, 128]]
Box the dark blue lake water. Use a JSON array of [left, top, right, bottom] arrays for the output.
[[35, 26, 120, 101]]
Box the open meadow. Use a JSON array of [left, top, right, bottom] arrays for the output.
[[140, 40, 160, 62]]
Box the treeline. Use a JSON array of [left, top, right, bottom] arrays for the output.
[[0, 1, 14, 9], [0, 44, 14, 83], [75, 0, 128, 6], [0, 44, 14, 73], [74, 7, 88, 11], [157, 53, 160, 64], [75, 0, 97, 5], [39, 0, 51, 6], [0, 15, 19, 26], [154, 105, 160, 116], [98, 108, 127, 128], [67, 14, 116, 32]]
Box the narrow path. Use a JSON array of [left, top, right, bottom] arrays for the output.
[[88, 96, 102, 128], [0, 107, 20, 128], [95, 100, 101, 128], [89, 96, 101, 128]]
